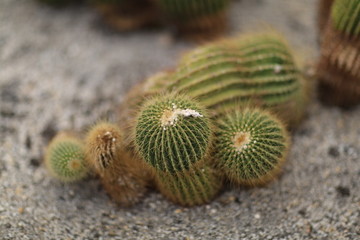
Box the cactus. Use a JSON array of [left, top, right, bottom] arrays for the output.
[[155, 165, 222, 206], [167, 32, 309, 128], [92, 0, 158, 31], [157, 0, 230, 40], [317, 0, 360, 106], [134, 93, 212, 173], [85, 122, 150, 207], [318, 0, 335, 38], [214, 108, 289, 186], [45, 133, 88, 182]]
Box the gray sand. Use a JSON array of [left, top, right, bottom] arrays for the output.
[[0, 0, 359, 239]]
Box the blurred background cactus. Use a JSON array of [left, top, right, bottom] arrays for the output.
[[317, 0, 360, 107]]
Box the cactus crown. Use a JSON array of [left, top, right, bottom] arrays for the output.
[[85, 122, 123, 173], [331, 0, 360, 36], [214, 108, 289, 185], [135, 93, 212, 173], [45, 133, 88, 182]]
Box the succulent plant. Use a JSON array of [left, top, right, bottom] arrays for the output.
[[45, 132, 88, 182], [167, 32, 309, 128], [155, 165, 222, 206], [134, 93, 212, 173], [214, 108, 289, 186], [317, 0, 360, 106], [85, 122, 150, 207], [157, 0, 230, 40], [92, 0, 158, 31]]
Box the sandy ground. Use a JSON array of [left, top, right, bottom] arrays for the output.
[[0, 0, 359, 239]]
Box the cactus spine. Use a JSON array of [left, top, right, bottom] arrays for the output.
[[134, 93, 212, 173], [214, 108, 289, 186], [317, 0, 360, 106], [157, 0, 230, 40], [45, 133, 88, 182], [167, 32, 309, 127], [85, 122, 149, 207], [155, 165, 222, 206]]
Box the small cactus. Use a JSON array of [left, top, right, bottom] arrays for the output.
[[214, 108, 289, 186], [134, 93, 212, 173], [155, 165, 222, 206], [45, 133, 88, 182], [317, 0, 360, 106], [157, 0, 230, 40], [85, 122, 150, 207], [167, 32, 309, 127]]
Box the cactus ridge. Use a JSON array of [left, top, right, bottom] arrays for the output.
[[156, 166, 221, 206], [135, 94, 212, 173], [214, 108, 289, 186], [166, 33, 304, 124], [331, 0, 360, 36], [158, 0, 229, 20], [45, 133, 88, 182]]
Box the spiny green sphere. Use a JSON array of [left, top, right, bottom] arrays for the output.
[[135, 94, 212, 173], [45, 133, 88, 182], [156, 165, 222, 206], [331, 0, 360, 36], [214, 108, 289, 186]]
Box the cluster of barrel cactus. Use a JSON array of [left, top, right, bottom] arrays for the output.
[[317, 0, 360, 106], [45, 31, 311, 207], [35, 0, 230, 41]]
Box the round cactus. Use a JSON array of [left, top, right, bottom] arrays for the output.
[[45, 133, 88, 182], [167, 32, 310, 128], [155, 165, 222, 206], [317, 0, 360, 106], [214, 108, 289, 186], [134, 93, 212, 173], [157, 0, 230, 40], [85, 122, 123, 173]]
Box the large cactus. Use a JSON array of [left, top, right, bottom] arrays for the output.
[[166, 32, 309, 128], [317, 0, 360, 106], [214, 108, 289, 186]]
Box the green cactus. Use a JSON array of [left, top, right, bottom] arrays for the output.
[[214, 108, 289, 186], [45, 133, 88, 182], [156, 0, 230, 40], [331, 0, 360, 36], [157, 0, 229, 20], [134, 93, 212, 173], [167, 32, 309, 127], [155, 165, 222, 206]]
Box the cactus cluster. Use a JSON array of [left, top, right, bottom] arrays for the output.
[[317, 0, 360, 106], [43, 31, 310, 207]]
